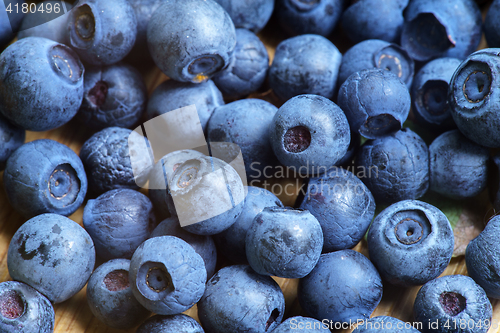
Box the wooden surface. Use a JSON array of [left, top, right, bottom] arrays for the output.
[[1, 2, 500, 332]]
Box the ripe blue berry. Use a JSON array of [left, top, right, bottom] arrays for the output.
[[86, 259, 151, 329], [7, 214, 96, 303], [246, 207, 323, 278], [129, 236, 206, 315], [0, 281, 54, 333], [269, 95, 350, 176], [298, 250, 383, 324], [198, 265, 285, 332], [269, 34, 342, 100], [368, 200, 454, 287], [4, 139, 87, 218], [136, 314, 204, 333], [414, 275, 492, 333], [67, 0, 137, 65], [338, 69, 411, 139], [83, 189, 156, 260], [77, 62, 147, 130], [147, 0, 236, 83], [0, 37, 84, 131], [79, 127, 154, 194]]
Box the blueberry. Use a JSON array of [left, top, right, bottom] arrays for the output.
[[352, 316, 421, 332], [341, 0, 408, 43], [298, 250, 383, 324], [214, 0, 274, 33], [148, 149, 206, 220], [356, 128, 429, 204], [413, 275, 492, 333], [86, 259, 151, 329], [214, 186, 283, 264], [0, 37, 84, 131], [465, 215, 500, 299], [129, 236, 206, 315], [151, 217, 217, 279], [272, 316, 329, 332], [79, 127, 154, 195], [136, 314, 204, 333], [168, 155, 245, 235], [147, 0, 236, 83], [485, 0, 500, 48], [198, 265, 285, 333], [300, 169, 376, 252], [367, 200, 454, 287], [269, 95, 350, 176], [269, 34, 342, 100], [83, 189, 156, 260], [207, 98, 279, 181], [0, 281, 54, 333], [0, 114, 24, 171], [400, 0, 482, 61], [67, 0, 137, 65], [17, 1, 70, 44], [213, 29, 269, 99], [7, 213, 95, 303], [275, 0, 344, 37], [448, 49, 500, 148], [246, 207, 323, 278], [0, 0, 25, 47], [146, 80, 224, 132], [76, 62, 147, 130], [411, 57, 462, 131], [338, 39, 415, 88], [127, 0, 167, 61], [429, 130, 489, 200], [4, 139, 87, 218], [338, 69, 411, 139]]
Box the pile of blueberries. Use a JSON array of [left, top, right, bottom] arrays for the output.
[[1, 0, 500, 332]]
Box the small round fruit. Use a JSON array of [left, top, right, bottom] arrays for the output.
[[7, 214, 96, 303], [168, 156, 245, 235], [67, 0, 137, 65], [4, 139, 87, 218], [83, 189, 156, 260], [300, 169, 375, 252], [269, 34, 342, 100], [449, 49, 500, 148], [414, 275, 492, 333], [198, 265, 285, 333], [338, 69, 411, 139], [147, 0, 236, 83], [129, 236, 206, 315], [429, 130, 489, 199], [298, 250, 383, 324], [269, 94, 350, 176], [367, 200, 454, 287], [0, 281, 54, 333], [0, 37, 84, 131], [79, 127, 154, 194], [356, 128, 429, 204], [246, 207, 323, 278], [136, 314, 204, 333], [86, 259, 151, 329], [466, 215, 500, 299]]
